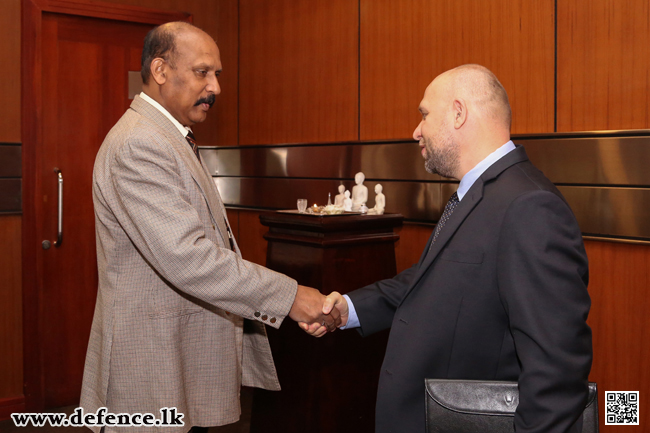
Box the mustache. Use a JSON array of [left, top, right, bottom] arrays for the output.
[[194, 94, 216, 107]]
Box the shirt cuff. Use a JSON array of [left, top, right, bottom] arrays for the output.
[[340, 294, 360, 329]]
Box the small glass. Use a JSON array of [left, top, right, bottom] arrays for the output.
[[297, 199, 308, 213]]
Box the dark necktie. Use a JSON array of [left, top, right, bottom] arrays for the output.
[[185, 130, 201, 161], [429, 191, 460, 252], [185, 131, 235, 251]]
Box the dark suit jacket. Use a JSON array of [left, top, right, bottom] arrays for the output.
[[348, 146, 593, 433]]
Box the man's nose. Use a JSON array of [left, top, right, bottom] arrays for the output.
[[413, 121, 423, 141], [207, 74, 221, 95]]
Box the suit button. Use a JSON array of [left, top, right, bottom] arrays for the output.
[[262, 315, 268, 321], [270, 317, 276, 324], [212, 224, 216, 230], [225, 311, 230, 315], [254, 312, 261, 317]]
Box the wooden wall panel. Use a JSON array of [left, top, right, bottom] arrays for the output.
[[225, 208, 240, 241], [584, 240, 649, 431], [104, 0, 239, 146], [239, 0, 359, 145], [238, 210, 268, 266], [0, 1, 21, 409], [558, 0, 650, 132], [0, 216, 23, 400], [394, 223, 433, 274], [360, 0, 555, 140], [0, 0, 20, 143]]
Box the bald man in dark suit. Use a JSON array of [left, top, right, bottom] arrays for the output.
[[306, 65, 592, 433]]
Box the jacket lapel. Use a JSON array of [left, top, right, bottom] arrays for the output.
[[400, 145, 530, 303], [130, 96, 234, 251], [174, 139, 233, 249], [401, 185, 483, 303]]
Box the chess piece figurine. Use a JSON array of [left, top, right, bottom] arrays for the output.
[[351, 172, 368, 212], [334, 184, 346, 207], [343, 190, 353, 212]]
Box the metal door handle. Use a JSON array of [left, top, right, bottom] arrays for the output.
[[54, 168, 63, 247]]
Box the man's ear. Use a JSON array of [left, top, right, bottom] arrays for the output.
[[453, 99, 467, 129], [150, 58, 167, 85]]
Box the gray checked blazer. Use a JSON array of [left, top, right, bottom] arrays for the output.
[[80, 95, 297, 432]]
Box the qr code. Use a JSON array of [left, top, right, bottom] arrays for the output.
[[605, 391, 639, 425]]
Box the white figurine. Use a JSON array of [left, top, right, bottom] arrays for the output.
[[369, 183, 385, 215], [343, 190, 353, 212], [351, 172, 368, 212], [334, 184, 346, 207]]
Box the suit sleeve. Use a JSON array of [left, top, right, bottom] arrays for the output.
[[104, 132, 297, 328], [347, 263, 419, 336], [497, 190, 592, 433]]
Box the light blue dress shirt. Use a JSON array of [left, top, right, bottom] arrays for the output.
[[341, 140, 516, 329]]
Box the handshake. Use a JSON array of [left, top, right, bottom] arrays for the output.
[[288, 285, 348, 338]]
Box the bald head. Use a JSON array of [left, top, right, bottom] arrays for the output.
[[140, 21, 221, 127], [141, 21, 210, 85], [428, 64, 511, 131], [413, 65, 512, 179]]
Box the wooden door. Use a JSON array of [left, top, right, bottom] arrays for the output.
[[22, 0, 189, 410]]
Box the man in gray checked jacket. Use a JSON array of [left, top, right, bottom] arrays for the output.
[[80, 21, 338, 433]]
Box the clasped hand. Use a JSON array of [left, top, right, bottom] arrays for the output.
[[291, 289, 348, 338], [288, 285, 342, 333]]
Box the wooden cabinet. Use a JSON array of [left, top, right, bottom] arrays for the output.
[[360, 0, 555, 139], [239, 0, 359, 145]]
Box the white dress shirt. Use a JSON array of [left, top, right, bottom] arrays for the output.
[[139, 92, 193, 138]]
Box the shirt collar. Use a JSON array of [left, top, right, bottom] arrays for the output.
[[456, 140, 516, 201], [139, 92, 192, 138]]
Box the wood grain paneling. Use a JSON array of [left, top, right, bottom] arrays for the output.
[[584, 240, 649, 432], [0, 0, 20, 143], [0, 216, 23, 400], [239, 0, 359, 145], [238, 210, 268, 266], [360, 0, 555, 140], [394, 223, 433, 274], [558, 0, 650, 132], [102, 0, 239, 146]]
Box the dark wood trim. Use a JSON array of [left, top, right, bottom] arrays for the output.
[[32, 0, 191, 25], [21, 0, 43, 412], [202, 128, 650, 150], [0, 396, 25, 421], [21, 0, 191, 412], [0, 179, 21, 212], [0, 145, 21, 178]]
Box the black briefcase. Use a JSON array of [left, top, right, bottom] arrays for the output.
[[425, 379, 598, 433]]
